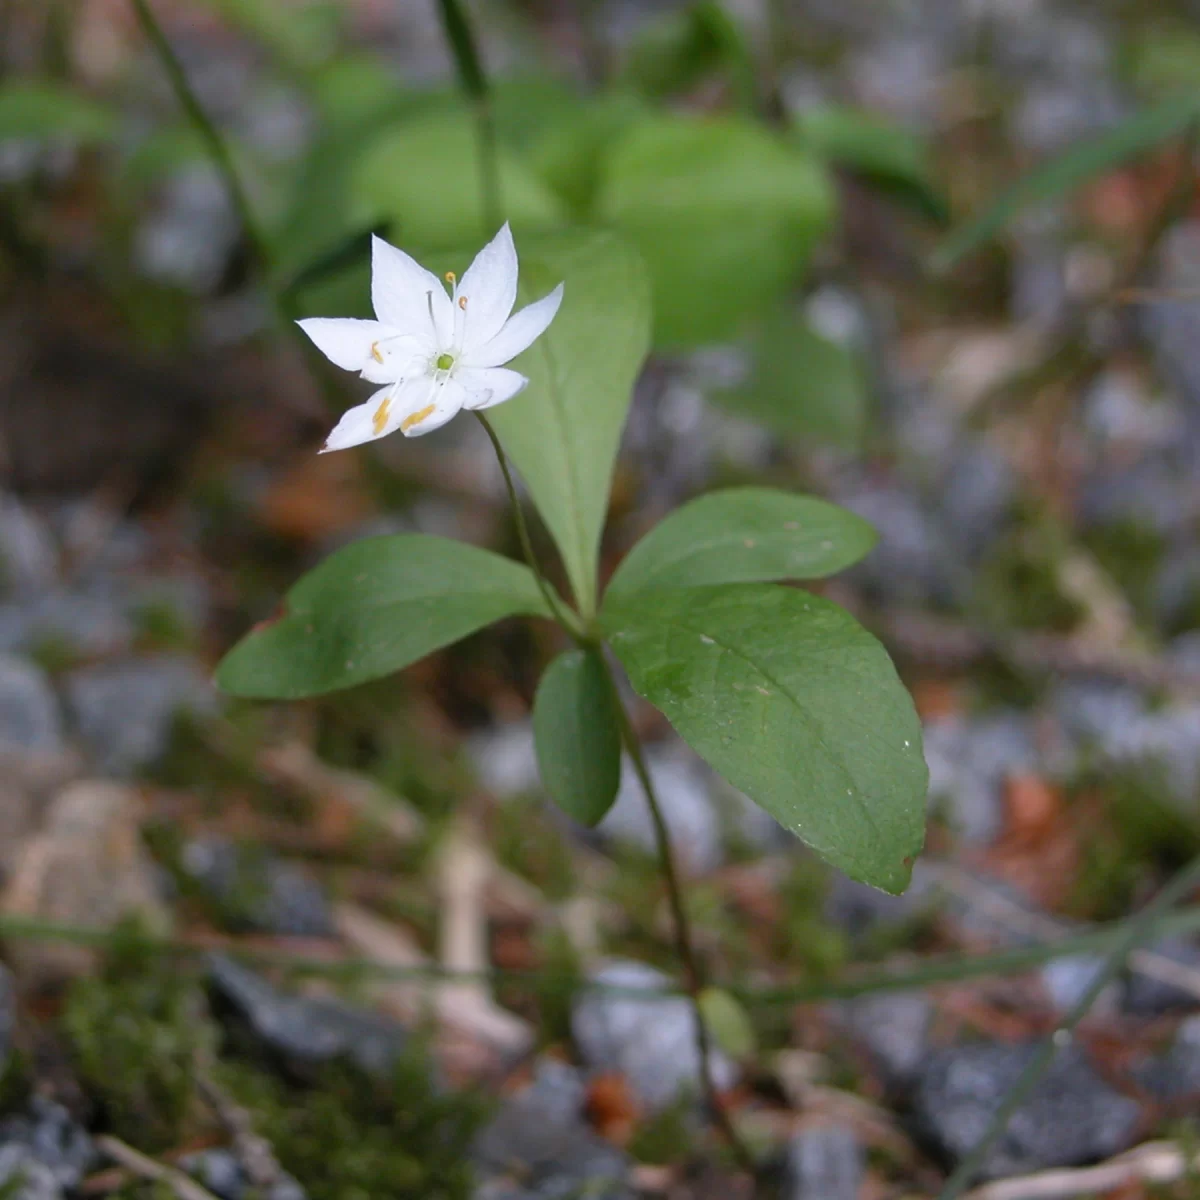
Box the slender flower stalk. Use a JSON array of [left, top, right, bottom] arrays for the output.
[[611, 695, 758, 1173], [128, 0, 272, 285], [476, 420, 755, 1172]]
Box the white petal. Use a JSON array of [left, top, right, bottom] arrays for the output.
[[462, 283, 563, 369], [394, 375, 466, 438], [319, 386, 396, 453], [457, 366, 528, 411], [360, 336, 427, 385], [371, 235, 452, 347], [455, 223, 519, 354], [297, 318, 392, 373]]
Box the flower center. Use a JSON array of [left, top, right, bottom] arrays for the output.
[[436, 352, 455, 371]]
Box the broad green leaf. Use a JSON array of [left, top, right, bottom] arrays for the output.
[[351, 108, 566, 251], [216, 535, 553, 699], [933, 91, 1200, 270], [532, 649, 623, 825], [794, 104, 947, 223], [199, 0, 341, 70], [596, 114, 835, 346], [619, 1, 757, 110], [1129, 24, 1200, 98], [714, 309, 870, 448], [528, 91, 648, 215], [488, 230, 651, 613], [605, 487, 877, 600], [697, 987, 756, 1059], [0, 82, 116, 143], [602, 585, 927, 893]]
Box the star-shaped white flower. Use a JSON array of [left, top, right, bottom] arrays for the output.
[[298, 223, 564, 449]]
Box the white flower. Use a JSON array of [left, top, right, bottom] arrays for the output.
[[298, 223, 564, 448]]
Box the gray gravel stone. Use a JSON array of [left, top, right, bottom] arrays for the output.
[[181, 1148, 308, 1200], [572, 960, 737, 1112], [207, 954, 407, 1078], [912, 1042, 1140, 1179], [1137, 1013, 1200, 1101], [66, 653, 215, 774], [0, 590, 133, 659], [181, 837, 333, 938], [0, 498, 57, 597], [473, 1059, 631, 1200], [0, 656, 62, 754], [838, 990, 933, 1086], [1125, 938, 1200, 1015], [785, 1124, 864, 1200], [0, 1099, 95, 1192], [924, 713, 1038, 846], [1041, 955, 1120, 1014], [0, 1145, 61, 1200]]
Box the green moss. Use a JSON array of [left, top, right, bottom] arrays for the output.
[[973, 527, 1084, 634], [131, 599, 196, 652], [62, 926, 217, 1151], [220, 1044, 490, 1200], [1080, 520, 1166, 630], [628, 1095, 695, 1165], [25, 633, 83, 676], [1066, 767, 1200, 921]]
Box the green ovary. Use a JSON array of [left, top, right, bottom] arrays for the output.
[[436, 353, 455, 371]]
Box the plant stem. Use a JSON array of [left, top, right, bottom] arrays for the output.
[[475, 413, 583, 638], [609, 682, 757, 1173], [938, 851, 1200, 1200], [434, 0, 502, 232], [128, 0, 273, 287]]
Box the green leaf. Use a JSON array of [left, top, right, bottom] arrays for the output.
[[697, 987, 756, 1059], [198, 0, 341, 70], [350, 108, 566, 250], [216, 535, 553, 699], [619, 0, 757, 110], [487, 229, 652, 613], [794, 104, 947, 223], [527, 91, 648, 216], [0, 81, 117, 143], [596, 114, 835, 347], [933, 91, 1200, 271], [602, 585, 927, 893], [714, 309, 870, 448], [605, 487, 877, 600], [532, 649, 623, 825]]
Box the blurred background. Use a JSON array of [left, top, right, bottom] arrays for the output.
[[3, 0, 1200, 1197]]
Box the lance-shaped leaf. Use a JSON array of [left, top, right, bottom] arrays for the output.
[[933, 91, 1200, 271], [488, 229, 651, 613], [217, 535, 554, 699], [533, 648, 623, 825], [602, 584, 927, 893], [605, 487, 876, 600]]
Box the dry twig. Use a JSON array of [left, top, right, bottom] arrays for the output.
[[95, 1136, 221, 1200]]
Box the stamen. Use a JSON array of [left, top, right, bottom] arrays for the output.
[[401, 403, 436, 432], [458, 296, 468, 310], [370, 342, 384, 364], [372, 395, 392, 435], [444, 271, 456, 284]]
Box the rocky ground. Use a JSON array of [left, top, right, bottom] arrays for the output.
[[5, 0, 1200, 1198]]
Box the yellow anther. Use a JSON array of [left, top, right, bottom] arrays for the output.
[[401, 403, 436, 432], [370, 342, 384, 364], [445, 271, 456, 284], [458, 295, 468, 310], [372, 395, 391, 435]]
